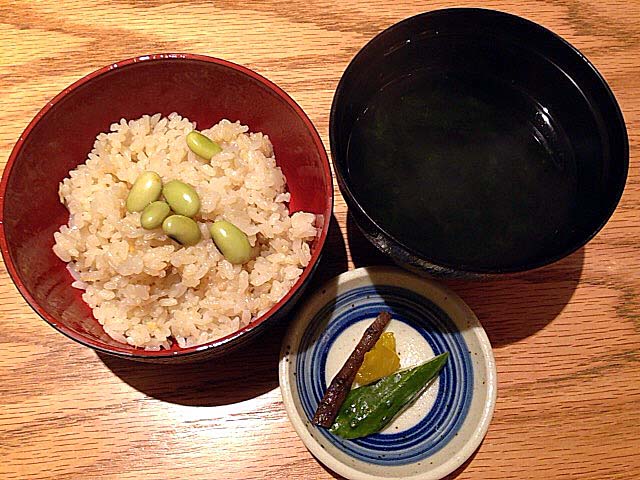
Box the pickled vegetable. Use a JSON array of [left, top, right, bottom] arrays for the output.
[[312, 312, 392, 428], [356, 332, 400, 385], [330, 352, 449, 439]]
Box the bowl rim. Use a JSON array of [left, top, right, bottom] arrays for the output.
[[329, 7, 629, 275], [0, 53, 334, 359]]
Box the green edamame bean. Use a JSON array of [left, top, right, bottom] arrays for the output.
[[162, 180, 201, 217], [162, 215, 201, 246], [186, 131, 222, 160], [126, 171, 162, 212], [209, 220, 253, 264], [140, 201, 171, 230]]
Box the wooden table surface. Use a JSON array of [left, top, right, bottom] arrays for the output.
[[1, 1, 639, 479]]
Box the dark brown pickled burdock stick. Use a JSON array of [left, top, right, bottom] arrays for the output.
[[312, 311, 392, 428]]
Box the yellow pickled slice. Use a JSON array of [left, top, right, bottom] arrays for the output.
[[356, 332, 401, 385], [378, 331, 396, 351]]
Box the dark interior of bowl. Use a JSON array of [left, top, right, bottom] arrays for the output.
[[1, 56, 331, 357], [331, 9, 628, 274]]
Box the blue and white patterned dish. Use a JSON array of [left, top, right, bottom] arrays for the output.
[[279, 267, 497, 480]]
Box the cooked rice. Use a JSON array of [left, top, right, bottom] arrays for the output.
[[53, 113, 317, 350]]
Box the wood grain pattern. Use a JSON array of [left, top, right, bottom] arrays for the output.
[[1, 1, 638, 479]]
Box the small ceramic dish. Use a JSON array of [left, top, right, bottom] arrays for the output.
[[279, 267, 497, 480]]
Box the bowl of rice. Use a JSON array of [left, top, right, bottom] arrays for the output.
[[0, 54, 333, 362]]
